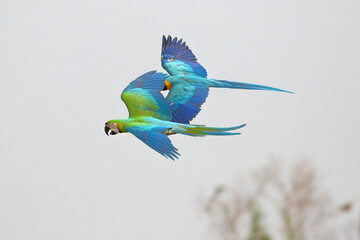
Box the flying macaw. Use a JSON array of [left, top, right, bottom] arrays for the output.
[[104, 71, 246, 160], [161, 35, 293, 124]]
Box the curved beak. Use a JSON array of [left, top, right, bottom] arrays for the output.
[[104, 126, 111, 136]]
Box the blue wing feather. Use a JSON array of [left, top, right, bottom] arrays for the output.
[[161, 35, 207, 77], [125, 125, 180, 160], [123, 70, 168, 92], [166, 83, 209, 124]]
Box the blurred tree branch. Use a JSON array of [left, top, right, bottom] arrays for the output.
[[201, 160, 358, 240]]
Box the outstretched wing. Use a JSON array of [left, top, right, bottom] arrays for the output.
[[161, 35, 207, 77], [166, 82, 209, 124], [125, 125, 180, 160], [121, 71, 171, 121]]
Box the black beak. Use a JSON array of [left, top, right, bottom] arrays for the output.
[[104, 126, 111, 136]]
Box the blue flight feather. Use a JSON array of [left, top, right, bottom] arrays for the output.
[[125, 125, 180, 160], [166, 83, 209, 124], [161, 35, 207, 77], [123, 70, 169, 92]]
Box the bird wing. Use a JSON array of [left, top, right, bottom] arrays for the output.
[[166, 82, 209, 124], [161, 35, 207, 77], [121, 71, 172, 121], [125, 125, 180, 160]]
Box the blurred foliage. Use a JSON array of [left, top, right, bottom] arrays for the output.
[[246, 199, 272, 240], [201, 160, 359, 240]]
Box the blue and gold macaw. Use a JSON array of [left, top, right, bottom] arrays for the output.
[[105, 71, 246, 160], [161, 35, 293, 124]]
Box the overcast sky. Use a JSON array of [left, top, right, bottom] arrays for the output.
[[1, 0, 359, 239]]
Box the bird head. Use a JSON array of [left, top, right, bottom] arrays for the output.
[[104, 120, 122, 136]]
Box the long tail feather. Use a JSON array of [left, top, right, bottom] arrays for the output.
[[177, 123, 246, 136], [213, 79, 294, 93]]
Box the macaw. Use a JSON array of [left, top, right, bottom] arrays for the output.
[[105, 71, 246, 160], [161, 35, 293, 124]]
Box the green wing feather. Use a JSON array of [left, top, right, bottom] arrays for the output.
[[121, 71, 171, 121]]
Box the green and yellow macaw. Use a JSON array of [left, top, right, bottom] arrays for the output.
[[105, 71, 245, 160]]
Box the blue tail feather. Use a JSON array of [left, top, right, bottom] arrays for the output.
[[215, 79, 294, 93]]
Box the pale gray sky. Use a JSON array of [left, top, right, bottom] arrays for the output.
[[1, 0, 359, 239]]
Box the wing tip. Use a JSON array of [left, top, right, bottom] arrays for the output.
[[161, 35, 196, 61]]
